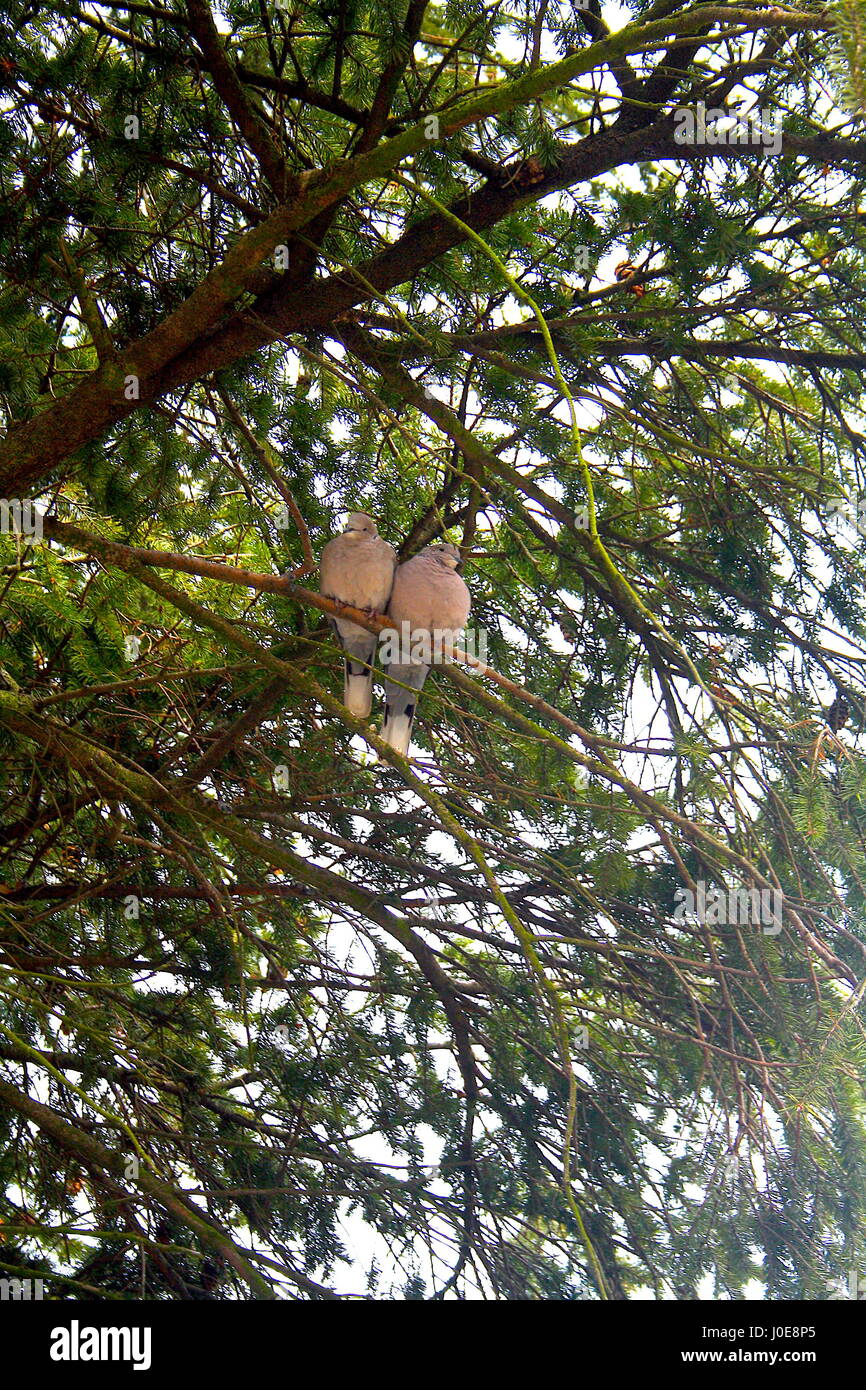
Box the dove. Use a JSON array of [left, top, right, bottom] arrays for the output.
[[381, 542, 471, 755], [319, 513, 396, 717]]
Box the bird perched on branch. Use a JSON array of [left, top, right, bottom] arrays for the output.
[[381, 543, 471, 756], [319, 513, 396, 717]]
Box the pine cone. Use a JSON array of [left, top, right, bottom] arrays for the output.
[[827, 694, 849, 731]]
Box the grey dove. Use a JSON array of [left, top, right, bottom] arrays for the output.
[[320, 513, 396, 717], [381, 542, 471, 755]]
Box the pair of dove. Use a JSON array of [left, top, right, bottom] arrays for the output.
[[319, 513, 471, 754]]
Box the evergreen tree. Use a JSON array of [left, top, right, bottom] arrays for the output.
[[0, 0, 865, 1299]]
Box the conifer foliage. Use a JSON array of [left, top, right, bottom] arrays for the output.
[[0, 0, 865, 1299]]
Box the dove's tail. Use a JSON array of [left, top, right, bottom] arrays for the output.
[[339, 632, 376, 718], [344, 656, 374, 717], [381, 664, 429, 755]]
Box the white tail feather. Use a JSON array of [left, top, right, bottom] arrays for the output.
[[381, 710, 413, 755], [344, 662, 373, 717]]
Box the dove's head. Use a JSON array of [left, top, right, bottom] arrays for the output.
[[428, 542, 462, 571], [344, 512, 378, 536]]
